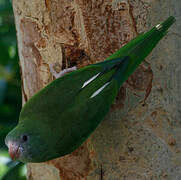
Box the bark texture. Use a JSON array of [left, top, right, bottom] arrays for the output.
[[12, 0, 181, 179]]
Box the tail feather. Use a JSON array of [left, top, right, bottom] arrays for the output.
[[79, 16, 175, 97], [107, 16, 175, 87]]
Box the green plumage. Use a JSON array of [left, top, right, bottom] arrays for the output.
[[5, 16, 175, 163]]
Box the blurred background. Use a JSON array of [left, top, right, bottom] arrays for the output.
[[0, 0, 26, 179]]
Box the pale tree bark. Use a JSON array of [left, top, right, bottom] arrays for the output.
[[12, 0, 180, 179]]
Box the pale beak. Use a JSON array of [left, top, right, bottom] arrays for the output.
[[7, 141, 20, 160]]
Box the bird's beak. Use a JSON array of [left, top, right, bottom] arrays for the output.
[[7, 141, 20, 160]]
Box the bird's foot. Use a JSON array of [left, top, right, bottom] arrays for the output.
[[49, 63, 77, 79]]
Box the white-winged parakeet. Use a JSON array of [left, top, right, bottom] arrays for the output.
[[5, 16, 175, 163]]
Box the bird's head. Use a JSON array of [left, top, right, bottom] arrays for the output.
[[5, 122, 56, 163]]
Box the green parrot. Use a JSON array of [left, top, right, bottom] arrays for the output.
[[5, 16, 175, 163]]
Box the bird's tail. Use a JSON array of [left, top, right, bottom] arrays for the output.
[[108, 16, 176, 87]]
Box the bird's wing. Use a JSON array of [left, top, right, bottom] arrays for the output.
[[56, 57, 131, 154], [56, 79, 118, 155], [19, 57, 128, 123]]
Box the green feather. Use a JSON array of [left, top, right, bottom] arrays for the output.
[[5, 16, 175, 163]]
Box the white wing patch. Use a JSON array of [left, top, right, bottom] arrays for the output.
[[155, 23, 162, 30], [82, 73, 100, 88], [90, 82, 110, 98]]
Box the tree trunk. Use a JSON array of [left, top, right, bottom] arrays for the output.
[[12, 0, 180, 179]]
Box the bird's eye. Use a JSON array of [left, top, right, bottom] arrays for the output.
[[21, 135, 28, 142]]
